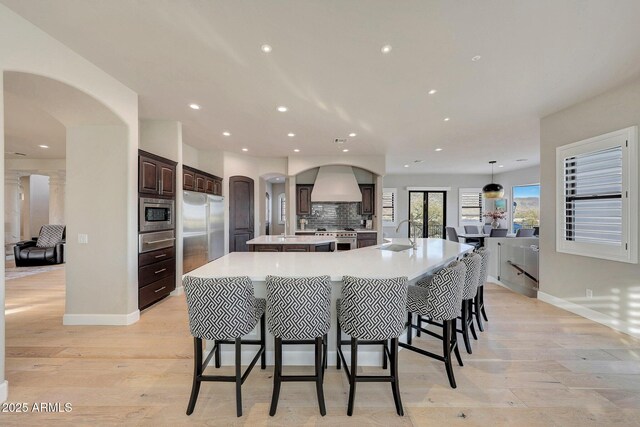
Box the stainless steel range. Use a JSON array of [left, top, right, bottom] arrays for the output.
[[315, 231, 357, 251]]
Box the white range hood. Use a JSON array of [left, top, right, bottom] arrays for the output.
[[311, 165, 362, 202]]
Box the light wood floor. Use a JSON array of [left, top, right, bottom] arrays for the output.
[[3, 268, 640, 426]]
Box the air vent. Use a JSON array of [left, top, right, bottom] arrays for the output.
[[334, 138, 347, 144]]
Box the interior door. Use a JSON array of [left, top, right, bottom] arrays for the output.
[[408, 191, 447, 239], [229, 176, 254, 252]]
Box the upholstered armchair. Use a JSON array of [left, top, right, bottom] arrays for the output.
[[14, 225, 66, 267]]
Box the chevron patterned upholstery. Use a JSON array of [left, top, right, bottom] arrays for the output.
[[337, 276, 408, 341], [36, 224, 65, 248], [183, 276, 265, 340], [406, 261, 466, 321], [266, 275, 331, 340], [475, 248, 491, 288], [461, 253, 482, 299]]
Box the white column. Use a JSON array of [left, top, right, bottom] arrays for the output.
[[48, 171, 66, 225], [4, 171, 21, 245]]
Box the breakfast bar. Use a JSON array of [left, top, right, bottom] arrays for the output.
[[246, 235, 336, 252], [184, 237, 473, 366]]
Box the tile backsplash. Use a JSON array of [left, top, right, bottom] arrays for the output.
[[297, 202, 372, 229]]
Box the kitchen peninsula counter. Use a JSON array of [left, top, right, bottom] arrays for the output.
[[246, 235, 336, 252], [184, 238, 473, 366]]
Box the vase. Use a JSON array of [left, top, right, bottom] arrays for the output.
[[491, 219, 500, 229]]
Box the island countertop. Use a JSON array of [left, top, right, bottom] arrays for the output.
[[246, 235, 337, 245], [186, 238, 473, 282]]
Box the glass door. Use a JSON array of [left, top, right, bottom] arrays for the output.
[[409, 191, 446, 238]]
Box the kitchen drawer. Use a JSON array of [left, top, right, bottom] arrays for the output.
[[283, 245, 309, 252], [139, 246, 175, 267], [357, 239, 377, 249], [139, 258, 175, 287], [249, 244, 282, 252], [357, 232, 378, 241], [139, 275, 175, 309]]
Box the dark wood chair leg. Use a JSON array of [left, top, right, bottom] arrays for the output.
[[443, 320, 457, 389], [480, 286, 489, 322], [323, 334, 328, 370], [461, 300, 472, 354], [186, 337, 202, 415], [474, 293, 484, 332], [416, 315, 422, 337], [389, 338, 404, 416], [406, 312, 413, 345], [452, 317, 464, 368], [260, 313, 266, 369], [469, 302, 478, 341], [347, 337, 358, 416], [336, 318, 342, 370], [235, 338, 243, 417], [315, 337, 327, 416], [382, 339, 388, 369], [269, 337, 282, 416], [214, 339, 221, 368]]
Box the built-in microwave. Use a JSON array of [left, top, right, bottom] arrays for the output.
[[139, 197, 175, 233]]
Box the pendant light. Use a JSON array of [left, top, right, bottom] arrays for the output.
[[482, 161, 504, 199]]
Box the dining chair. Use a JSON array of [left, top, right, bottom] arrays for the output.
[[446, 227, 460, 243], [489, 228, 508, 237], [515, 228, 535, 237], [464, 225, 480, 234]]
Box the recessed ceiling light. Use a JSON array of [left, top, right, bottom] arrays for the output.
[[403, 164, 409, 168], [443, 117, 450, 122], [277, 106, 288, 112], [381, 45, 392, 54], [242, 148, 248, 152], [261, 44, 272, 53], [288, 133, 295, 137], [38, 145, 49, 149], [189, 103, 201, 110], [349, 132, 357, 137], [498, 165, 504, 168], [342, 149, 349, 152], [516, 158, 528, 162], [434, 148, 443, 152], [472, 55, 482, 62], [294, 149, 300, 152], [428, 89, 437, 95], [222, 131, 231, 136]]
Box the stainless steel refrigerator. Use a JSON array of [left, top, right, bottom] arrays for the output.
[[183, 191, 224, 273]]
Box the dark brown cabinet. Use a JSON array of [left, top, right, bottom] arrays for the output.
[[138, 151, 177, 198], [183, 166, 223, 196], [138, 247, 176, 310], [357, 232, 378, 248], [296, 185, 314, 215], [359, 184, 375, 215]]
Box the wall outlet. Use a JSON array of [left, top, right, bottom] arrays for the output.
[[78, 233, 89, 244], [586, 288, 593, 298]]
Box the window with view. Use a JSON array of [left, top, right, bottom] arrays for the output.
[[556, 126, 637, 263], [278, 193, 286, 225], [459, 188, 483, 224], [512, 185, 540, 232], [382, 188, 397, 226]]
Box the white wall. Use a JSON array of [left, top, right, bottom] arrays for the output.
[[540, 75, 640, 337], [28, 174, 49, 235], [382, 173, 490, 237]]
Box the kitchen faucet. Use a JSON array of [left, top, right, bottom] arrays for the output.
[[396, 219, 421, 249]]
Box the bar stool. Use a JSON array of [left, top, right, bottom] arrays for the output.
[[402, 260, 466, 388], [266, 275, 331, 416], [183, 276, 266, 417], [336, 275, 408, 416], [458, 253, 482, 353], [473, 248, 491, 332]]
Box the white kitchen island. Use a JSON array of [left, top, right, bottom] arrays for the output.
[[184, 238, 473, 366]]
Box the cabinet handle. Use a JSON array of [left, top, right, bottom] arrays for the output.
[[154, 286, 167, 293], [154, 254, 167, 258], [145, 238, 176, 245], [154, 268, 167, 274]]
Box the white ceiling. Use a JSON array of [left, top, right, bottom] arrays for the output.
[[3, 1, 640, 173]]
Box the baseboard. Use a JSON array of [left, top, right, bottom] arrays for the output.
[[170, 285, 184, 296], [63, 310, 140, 326], [538, 291, 640, 340], [0, 380, 7, 402]]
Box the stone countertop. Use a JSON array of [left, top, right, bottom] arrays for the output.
[[186, 238, 473, 282], [246, 235, 337, 245], [295, 229, 378, 234]]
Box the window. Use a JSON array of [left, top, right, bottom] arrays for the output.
[[459, 188, 483, 224], [382, 188, 397, 226], [512, 185, 540, 232], [278, 193, 286, 225], [556, 126, 638, 263]]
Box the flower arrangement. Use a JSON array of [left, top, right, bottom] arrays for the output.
[[483, 210, 506, 220]]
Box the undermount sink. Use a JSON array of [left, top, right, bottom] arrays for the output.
[[378, 244, 414, 252]]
